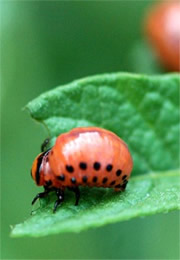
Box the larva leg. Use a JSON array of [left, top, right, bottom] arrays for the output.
[[53, 189, 64, 213], [68, 187, 80, 206], [32, 189, 51, 205], [41, 138, 50, 152]]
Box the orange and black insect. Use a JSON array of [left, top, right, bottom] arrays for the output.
[[31, 127, 133, 212]]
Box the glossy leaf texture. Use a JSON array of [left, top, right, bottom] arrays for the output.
[[11, 73, 180, 237]]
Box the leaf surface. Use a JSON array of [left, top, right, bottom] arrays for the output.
[[11, 73, 180, 237], [11, 170, 180, 237], [27, 73, 180, 175]]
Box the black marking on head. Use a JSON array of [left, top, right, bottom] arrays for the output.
[[66, 165, 74, 173], [79, 162, 87, 170], [102, 177, 108, 184], [71, 177, 76, 184], [122, 175, 127, 180], [115, 184, 121, 189], [93, 176, 98, 183], [45, 180, 52, 186], [57, 174, 65, 181], [116, 169, 122, 176], [35, 149, 50, 185], [82, 176, 88, 183], [94, 162, 101, 170], [106, 164, 113, 172], [110, 180, 116, 186], [35, 156, 43, 184]]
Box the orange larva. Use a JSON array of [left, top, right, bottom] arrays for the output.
[[145, 1, 180, 71], [31, 127, 133, 212]]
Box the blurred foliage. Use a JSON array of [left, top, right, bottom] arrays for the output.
[[1, 1, 179, 259], [128, 40, 163, 74]]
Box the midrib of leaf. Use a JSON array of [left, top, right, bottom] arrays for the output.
[[11, 169, 180, 237]]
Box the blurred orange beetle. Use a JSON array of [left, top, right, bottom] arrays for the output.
[[145, 1, 180, 71]]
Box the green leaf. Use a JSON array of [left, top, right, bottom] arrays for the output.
[[11, 72, 180, 237], [11, 170, 180, 237], [27, 73, 179, 175]]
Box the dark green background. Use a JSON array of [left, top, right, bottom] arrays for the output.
[[1, 1, 179, 259]]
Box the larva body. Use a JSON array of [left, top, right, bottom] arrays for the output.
[[31, 127, 133, 211]]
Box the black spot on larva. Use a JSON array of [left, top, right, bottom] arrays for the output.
[[110, 180, 116, 186], [122, 175, 127, 180], [71, 177, 76, 184], [106, 164, 113, 172], [82, 176, 88, 183], [102, 177, 108, 184], [46, 157, 49, 162], [94, 162, 101, 170], [45, 180, 52, 186], [116, 169, 122, 176], [66, 165, 74, 173], [115, 184, 121, 189], [92, 176, 98, 183], [79, 162, 87, 170], [57, 174, 65, 181]]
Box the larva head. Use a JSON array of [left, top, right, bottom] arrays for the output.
[[31, 149, 51, 186]]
